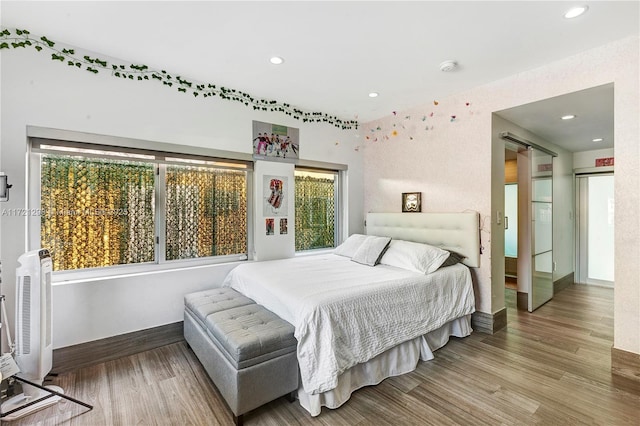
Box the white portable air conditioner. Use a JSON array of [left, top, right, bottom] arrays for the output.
[[1, 249, 63, 420]]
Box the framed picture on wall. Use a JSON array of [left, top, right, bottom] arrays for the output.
[[252, 120, 299, 163], [263, 175, 288, 216], [402, 192, 422, 212]]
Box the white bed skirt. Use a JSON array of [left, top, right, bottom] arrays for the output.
[[297, 314, 472, 416]]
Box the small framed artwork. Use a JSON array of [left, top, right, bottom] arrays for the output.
[[266, 218, 275, 235], [263, 175, 288, 216], [402, 192, 422, 212]]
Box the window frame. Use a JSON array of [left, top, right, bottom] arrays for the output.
[[293, 166, 342, 253], [27, 129, 254, 281]]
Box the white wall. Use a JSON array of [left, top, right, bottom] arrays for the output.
[[363, 36, 640, 355], [574, 148, 615, 170], [0, 46, 364, 348], [52, 263, 237, 348]]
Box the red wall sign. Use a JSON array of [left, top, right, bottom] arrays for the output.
[[595, 157, 614, 167]]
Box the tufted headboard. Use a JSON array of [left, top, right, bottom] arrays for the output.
[[365, 212, 480, 267]]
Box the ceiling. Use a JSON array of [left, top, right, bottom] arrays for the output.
[[2, 1, 638, 152], [497, 83, 614, 153]]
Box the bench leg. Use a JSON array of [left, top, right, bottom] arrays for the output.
[[286, 390, 296, 403], [234, 414, 243, 426]]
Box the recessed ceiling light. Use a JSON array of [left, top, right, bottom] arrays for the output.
[[368, 92, 379, 98], [561, 114, 576, 120], [269, 56, 284, 65], [592, 138, 604, 142], [564, 6, 588, 19]]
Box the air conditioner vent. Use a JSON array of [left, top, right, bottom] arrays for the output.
[[45, 271, 52, 347], [21, 276, 31, 355]]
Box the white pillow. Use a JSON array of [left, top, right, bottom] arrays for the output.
[[351, 236, 391, 266], [334, 234, 368, 258], [379, 240, 449, 274]]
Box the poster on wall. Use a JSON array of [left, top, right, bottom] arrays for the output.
[[280, 218, 288, 235], [263, 175, 288, 216], [252, 120, 299, 163]]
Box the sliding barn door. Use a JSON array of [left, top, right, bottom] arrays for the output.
[[529, 149, 554, 312]]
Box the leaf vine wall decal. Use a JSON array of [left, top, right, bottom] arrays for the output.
[[1, 28, 359, 130]]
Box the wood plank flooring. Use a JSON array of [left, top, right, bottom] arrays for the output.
[[5, 284, 639, 425]]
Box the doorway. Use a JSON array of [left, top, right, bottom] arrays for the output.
[[576, 174, 614, 287], [493, 83, 614, 323]]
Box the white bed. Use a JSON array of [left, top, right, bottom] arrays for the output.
[[223, 212, 479, 416]]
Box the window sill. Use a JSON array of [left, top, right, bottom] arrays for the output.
[[295, 248, 335, 257], [52, 255, 248, 285]]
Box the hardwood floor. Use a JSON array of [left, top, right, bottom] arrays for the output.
[[5, 284, 639, 425]]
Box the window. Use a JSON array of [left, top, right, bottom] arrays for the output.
[[34, 140, 250, 272], [41, 155, 155, 270], [294, 169, 338, 251], [165, 165, 247, 260]]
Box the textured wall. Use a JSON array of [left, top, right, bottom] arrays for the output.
[[362, 36, 639, 354]]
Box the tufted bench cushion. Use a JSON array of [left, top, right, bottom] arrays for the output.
[[185, 287, 255, 327], [205, 304, 297, 369]]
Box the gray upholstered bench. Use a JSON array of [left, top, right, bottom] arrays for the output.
[[184, 288, 298, 425]]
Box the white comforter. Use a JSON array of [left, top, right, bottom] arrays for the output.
[[222, 254, 475, 395]]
